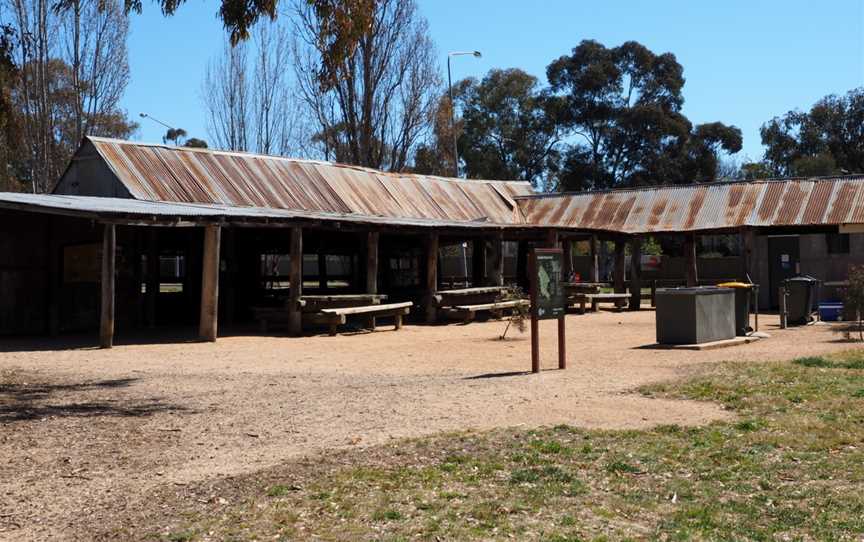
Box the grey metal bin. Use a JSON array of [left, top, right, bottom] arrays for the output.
[[655, 287, 736, 344], [784, 275, 819, 325]]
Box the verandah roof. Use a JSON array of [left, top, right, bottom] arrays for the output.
[[518, 176, 864, 234]]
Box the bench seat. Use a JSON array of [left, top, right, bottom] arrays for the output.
[[317, 301, 413, 335], [568, 293, 630, 314], [442, 299, 529, 323], [433, 286, 510, 308]]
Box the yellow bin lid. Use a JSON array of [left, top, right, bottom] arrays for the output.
[[717, 281, 752, 289]]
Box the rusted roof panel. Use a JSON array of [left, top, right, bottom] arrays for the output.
[[517, 176, 864, 233], [58, 137, 864, 234], [83, 137, 533, 226], [0, 193, 528, 230]]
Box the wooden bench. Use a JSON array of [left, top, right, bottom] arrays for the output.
[[441, 299, 529, 323], [433, 286, 511, 307], [568, 293, 629, 314], [313, 301, 413, 335], [433, 286, 519, 323], [302, 294, 388, 312], [252, 295, 389, 333], [564, 282, 606, 295]]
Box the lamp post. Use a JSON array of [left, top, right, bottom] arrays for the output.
[[139, 112, 176, 131], [447, 50, 481, 178], [139, 113, 182, 145]]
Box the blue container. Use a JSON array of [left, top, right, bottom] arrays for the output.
[[818, 302, 844, 322]]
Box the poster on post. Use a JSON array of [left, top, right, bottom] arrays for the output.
[[529, 248, 567, 373], [531, 249, 566, 319]]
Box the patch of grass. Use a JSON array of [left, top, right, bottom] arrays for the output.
[[794, 354, 864, 369], [733, 419, 762, 432], [265, 485, 294, 497], [164, 531, 195, 542], [372, 509, 403, 522], [529, 438, 569, 455], [793, 355, 833, 367], [509, 468, 540, 484], [604, 459, 641, 474], [156, 349, 864, 541]]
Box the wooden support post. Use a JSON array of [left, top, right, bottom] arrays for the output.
[[472, 238, 486, 287], [425, 233, 439, 323], [198, 225, 221, 342], [288, 226, 303, 336], [145, 228, 159, 328], [546, 229, 559, 248], [613, 239, 626, 294], [590, 235, 599, 283], [366, 232, 379, 295], [558, 316, 566, 369], [629, 235, 643, 310], [531, 314, 540, 373], [562, 237, 573, 282], [529, 251, 540, 373], [366, 231, 379, 329], [491, 232, 504, 287], [100, 223, 116, 349], [685, 233, 698, 287]]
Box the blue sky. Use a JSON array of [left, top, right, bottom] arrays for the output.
[[121, 0, 864, 162]]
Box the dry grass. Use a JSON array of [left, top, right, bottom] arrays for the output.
[[113, 348, 864, 542]]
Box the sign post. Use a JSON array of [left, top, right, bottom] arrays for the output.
[[529, 248, 567, 373]]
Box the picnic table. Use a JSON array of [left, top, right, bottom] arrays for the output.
[[309, 301, 412, 336], [252, 293, 411, 335], [434, 286, 509, 306], [563, 282, 626, 313], [568, 293, 630, 313], [301, 294, 388, 312], [434, 286, 526, 323], [564, 282, 606, 295]]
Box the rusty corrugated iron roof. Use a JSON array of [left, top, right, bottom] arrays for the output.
[[52, 137, 864, 234], [83, 137, 532, 226], [516, 176, 864, 233], [0, 193, 530, 230]]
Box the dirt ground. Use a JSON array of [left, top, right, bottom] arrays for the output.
[[0, 311, 854, 541]]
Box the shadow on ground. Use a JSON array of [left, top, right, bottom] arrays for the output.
[[0, 330, 201, 353], [0, 377, 189, 423], [0, 322, 415, 352], [462, 369, 569, 379]]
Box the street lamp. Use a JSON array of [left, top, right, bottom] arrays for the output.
[[140, 112, 189, 146], [447, 50, 481, 177], [139, 112, 176, 132]]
